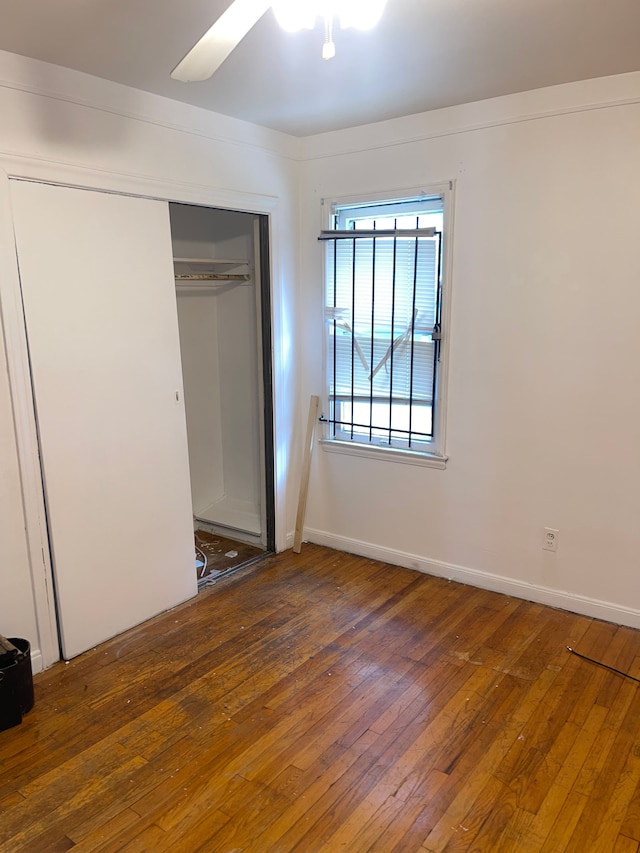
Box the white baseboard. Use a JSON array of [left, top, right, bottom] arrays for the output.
[[303, 528, 640, 630], [30, 647, 43, 674]]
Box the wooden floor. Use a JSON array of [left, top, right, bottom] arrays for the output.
[[2, 546, 640, 852]]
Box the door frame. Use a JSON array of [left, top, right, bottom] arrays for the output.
[[0, 158, 285, 669], [171, 202, 276, 552], [257, 213, 276, 553]]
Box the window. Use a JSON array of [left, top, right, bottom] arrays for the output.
[[320, 189, 450, 464]]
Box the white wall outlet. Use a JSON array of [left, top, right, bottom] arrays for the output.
[[543, 527, 559, 552]]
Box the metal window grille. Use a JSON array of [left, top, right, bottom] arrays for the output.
[[320, 219, 443, 451]]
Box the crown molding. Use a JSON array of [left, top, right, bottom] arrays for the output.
[[0, 49, 302, 163], [301, 72, 640, 161]]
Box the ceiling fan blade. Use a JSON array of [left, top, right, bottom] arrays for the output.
[[171, 0, 272, 82]]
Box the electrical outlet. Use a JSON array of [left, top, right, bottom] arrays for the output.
[[542, 527, 559, 552]]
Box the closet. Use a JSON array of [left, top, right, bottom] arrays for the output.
[[9, 182, 274, 661], [170, 203, 274, 577], [10, 181, 197, 660]]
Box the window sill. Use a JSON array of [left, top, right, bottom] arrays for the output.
[[319, 438, 448, 469]]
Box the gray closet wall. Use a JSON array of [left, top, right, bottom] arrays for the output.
[[170, 203, 265, 544]]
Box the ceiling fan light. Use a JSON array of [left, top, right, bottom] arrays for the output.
[[271, 0, 317, 32], [339, 0, 387, 30], [322, 39, 336, 60]]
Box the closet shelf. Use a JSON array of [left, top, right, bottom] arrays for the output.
[[174, 257, 250, 271]]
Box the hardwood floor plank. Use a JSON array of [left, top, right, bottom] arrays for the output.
[[3, 752, 148, 852], [68, 807, 142, 851], [492, 806, 536, 853], [263, 664, 494, 852], [621, 773, 640, 842], [116, 824, 167, 852], [442, 773, 516, 851], [233, 730, 381, 852], [564, 692, 640, 852], [614, 836, 640, 853], [513, 703, 609, 852], [1, 544, 640, 852], [325, 770, 449, 853], [539, 789, 589, 853], [375, 798, 444, 853]]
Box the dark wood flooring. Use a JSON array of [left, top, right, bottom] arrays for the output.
[[2, 544, 640, 851]]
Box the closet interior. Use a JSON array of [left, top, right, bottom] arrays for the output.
[[170, 203, 274, 584]]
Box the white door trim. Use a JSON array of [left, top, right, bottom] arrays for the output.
[[0, 168, 58, 668]]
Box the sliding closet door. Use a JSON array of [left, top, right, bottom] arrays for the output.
[[10, 180, 196, 659]]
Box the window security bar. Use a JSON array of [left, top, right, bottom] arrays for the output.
[[318, 415, 433, 441], [319, 228, 436, 240], [322, 222, 442, 449], [324, 309, 440, 344]]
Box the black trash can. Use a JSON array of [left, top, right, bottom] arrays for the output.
[[0, 637, 35, 732]]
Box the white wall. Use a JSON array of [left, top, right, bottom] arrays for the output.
[[0, 51, 300, 668], [300, 72, 640, 627], [217, 280, 262, 509], [176, 291, 225, 512]]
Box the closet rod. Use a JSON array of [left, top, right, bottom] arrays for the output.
[[175, 273, 251, 282]]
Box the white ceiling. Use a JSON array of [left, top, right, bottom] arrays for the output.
[[0, 0, 638, 137]]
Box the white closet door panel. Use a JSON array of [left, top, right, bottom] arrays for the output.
[[10, 180, 196, 659]]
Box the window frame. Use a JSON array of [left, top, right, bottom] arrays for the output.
[[319, 183, 454, 468]]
